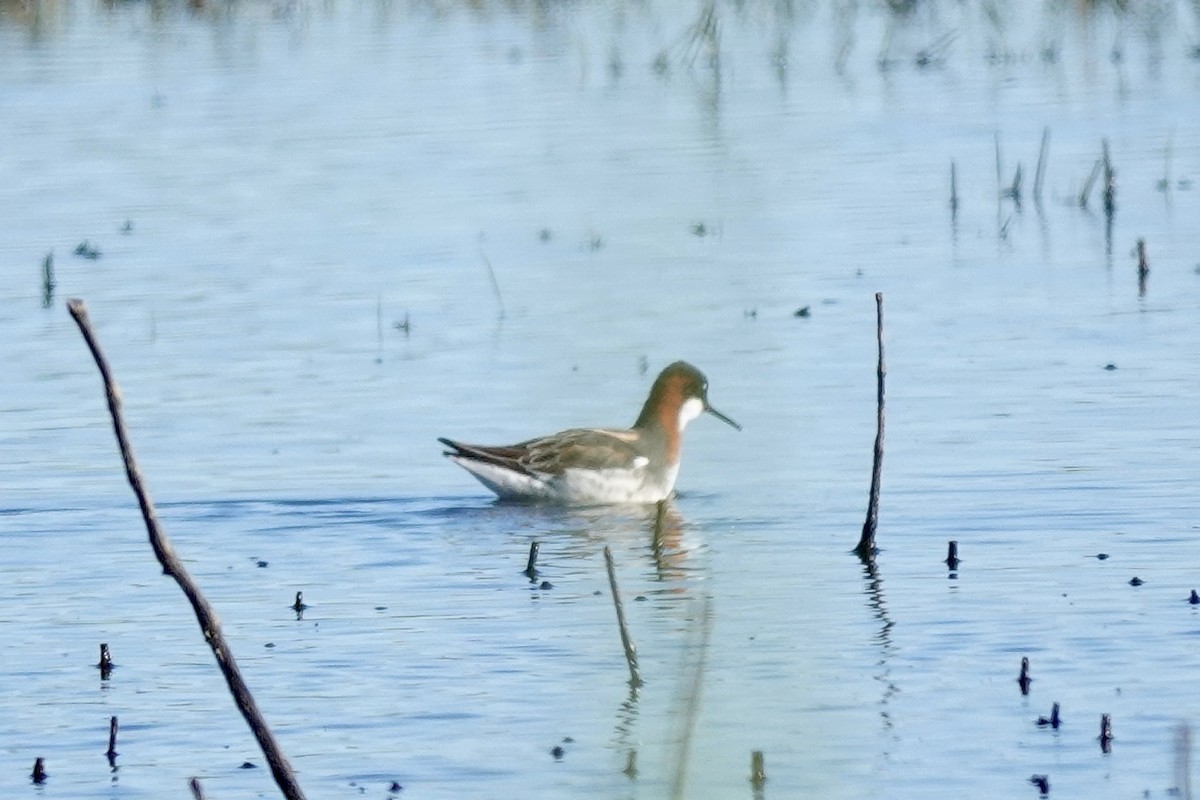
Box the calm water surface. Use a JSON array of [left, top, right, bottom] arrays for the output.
[[2, 0, 1200, 797]]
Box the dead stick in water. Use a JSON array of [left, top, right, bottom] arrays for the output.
[[750, 750, 766, 789], [524, 540, 540, 579], [603, 546, 642, 687], [480, 252, 506, 319], [1136, 238, 1149, 297], [42, 251, 55, 309], [190, 777, 207, 800], [855, 293, 885, 560], [1079, 159, 1101, 208], [949, 160, 959, 215], [66, 299, 307, 800], [97, 642, 113, 679], [1033, 126, 1050, 202], [1102, 138, 1116, 217], [106, 715, 119, 762]]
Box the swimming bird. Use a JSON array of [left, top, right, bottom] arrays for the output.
[[438, 361, 740, 504]]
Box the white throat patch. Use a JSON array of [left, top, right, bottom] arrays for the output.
[[677, 397, 705, 431]]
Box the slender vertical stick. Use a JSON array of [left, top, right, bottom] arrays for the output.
[[1078, 159, 1101, 208], [750, 750, 766, 789], [376, 296, 384, 352], [480, 253, 506, 319], [524, 541, 540, 579], [1033, 126, 1050, 202], [106, 715, 119, 761], [1102, 138, 1116, 217], [949, 160, 959, 215], [944, 540, 960, 570], [66, 299, 306, 800], [1136, 238, 1149, 297], [41, 252, 55, 309], [856, 293, 885, 559], [994, 132, 1003, 195], [603, 546, 641, 687], [97, 642, 113, 679]]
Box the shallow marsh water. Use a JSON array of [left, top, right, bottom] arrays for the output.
[[2, 0, 1200, 797]]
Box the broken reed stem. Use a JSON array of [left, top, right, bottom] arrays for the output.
[[41, 251, 55, 309], [944, 540, 960, 570], [190, 776, 207, 800], [603, 546, 642, 688], [98, 642, 113, 679], [375, 296, 384, 350], [1137, 238, 1149, 297], [994, 132, 1003, 196], [1100, 714, 1113, 752], [1102, 138, 1116, 217], [1034, 126, 1050, 201], [66, 299, 307, 800], [31, 757, 46, 784], [855, 292, 885, 560], [1079, 159, 1102, 207], [106, 715, 119, 761], [949, 160, 959, 215], [524, 540, 540, 579], [750, 750, 766, 789], [479, 253, 506, 319]]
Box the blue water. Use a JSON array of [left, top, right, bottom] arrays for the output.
[[2, 0, 1200, 797]]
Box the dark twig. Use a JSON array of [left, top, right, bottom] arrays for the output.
[[750, 750, 766, 790], [949, 160, 959, 217], [1033, 126, 1050, 202], [106, 715, 119, 763], [41, 252, 55, 309], [944, 540, 960, 570], [524, 541, 540, 579], [66, 299, 307, 800], [1100, 714, 1113, 753], [190, 777, 207, 800], [1018, 656, 1032, 695], [1136, 238, 1149, 297], [479, 253, 506, 319], [97, 642, 114, 679], [1102, 138, 1117, 218], [1079, 159, 1102, 208], [994, 132, 1003, 197], [855, 293, 885, 560], [31, 757, 46, 784], [603, 546, 642, 688], [1037, 701, 1061, 729]]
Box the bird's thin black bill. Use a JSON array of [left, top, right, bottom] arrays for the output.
[[706, 405, 741, 431]]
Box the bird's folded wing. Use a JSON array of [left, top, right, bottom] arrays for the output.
[[520, 429, 644, 475]]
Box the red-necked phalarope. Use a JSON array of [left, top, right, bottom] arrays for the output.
[[438, 361, 740, 504]]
